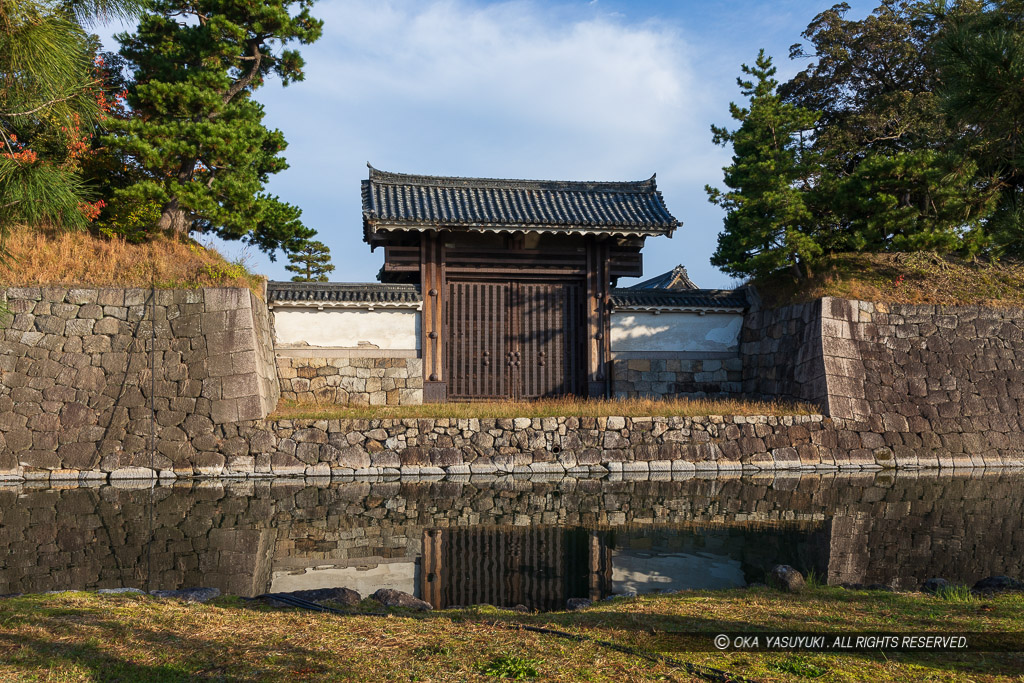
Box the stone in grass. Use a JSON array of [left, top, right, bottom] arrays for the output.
[[370, 588, 432, 611], [97, 588, 146, 595], [150, 587, 221, 603], [972, 576, 1023, 594], [921, 578, 950, 594], [767, 565, 806, 593], [274, 587, 361, 607], [566, 598, 592, 611]]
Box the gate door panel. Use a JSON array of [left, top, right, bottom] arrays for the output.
[[446, 281, 584, 400], [446, 282, 508, 400], [519, 283, 584, 399]]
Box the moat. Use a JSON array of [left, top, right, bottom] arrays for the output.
[[2, 471, 1022, 610]]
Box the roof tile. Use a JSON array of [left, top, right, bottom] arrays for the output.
[[362, 166, 679, 238]]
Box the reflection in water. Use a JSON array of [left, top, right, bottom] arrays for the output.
[[1, 472, 1022, 610]]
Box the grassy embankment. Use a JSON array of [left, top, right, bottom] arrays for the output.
[[755, 252, 1024, 309], [0, 226, 264, 296], [270, 396, 818, 421], [0, 586, 1021, 681]]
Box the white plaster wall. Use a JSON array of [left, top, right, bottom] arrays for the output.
[[270, 561, 417, 595], [273, 307, 420, 349], [610, 311, 742, 353]]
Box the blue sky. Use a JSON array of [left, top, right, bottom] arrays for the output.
[[96, 0, 880, 288]]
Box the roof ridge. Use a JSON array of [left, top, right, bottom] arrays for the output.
[[269, 281, 419, 289], [366, 164, 658, 194]]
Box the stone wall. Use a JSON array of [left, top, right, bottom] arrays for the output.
[[612, 356, 742, 398], [741, 297, 1024, 465], [739, 298, 827, 409], [276, 351, 423, 406], [0, 287, 278, 480], [206, 412, 1022, 479]]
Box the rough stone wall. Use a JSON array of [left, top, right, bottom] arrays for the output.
[[612, 357, 742, 398], [222, 412, 1023, 478], [276, 354, 423, 405], [1, 473, 1021, 595], [741, 297, 1024, 465], [740, 300, 828, 409], [0, 287, 278, 479], [821, 297, 1024, 420]]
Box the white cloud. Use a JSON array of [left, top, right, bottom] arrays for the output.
[[253, 0, 737, 285]]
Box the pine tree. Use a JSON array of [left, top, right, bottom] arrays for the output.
[[0, 0, 145, 235], [286, 240, 334, 282], [706, 50, 823, 280], [107, 0, 322, 256]]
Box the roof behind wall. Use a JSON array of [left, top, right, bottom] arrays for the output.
[[267, 281, 422, 306], [631, 264, 698, 290], [610, 287, 748, 312], [362, 165, 680, 243]]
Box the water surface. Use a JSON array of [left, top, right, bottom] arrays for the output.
[[2, 472, 1021, 609]]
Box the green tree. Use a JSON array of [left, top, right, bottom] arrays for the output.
[[107, 0, 322, 256], [0, 0, 144, 237], [781, 1, 991, 254], [285, 239, 333, 282], [707, 50, 824, 280], [932, 0, 1024, 257]]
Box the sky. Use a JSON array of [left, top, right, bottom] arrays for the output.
[[95, 0, 881, 288]]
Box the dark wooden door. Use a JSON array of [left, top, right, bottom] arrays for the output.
[[446, 281, 584, 400], [446, 282, 509, 400], [517, 282, 584, 399]]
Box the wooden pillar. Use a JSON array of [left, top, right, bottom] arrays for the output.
[[421, 231, 446, 402], [585, 237, 611, 398]]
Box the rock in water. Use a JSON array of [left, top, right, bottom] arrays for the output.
[[566, 598, 592, 611], [972, 576, 1023, 594], [288, 588, 361, 606], [767, 565, 806, 593], [150, 587, 220, 603], [370, 589, 432, 611], [921, 578, 950, 594]]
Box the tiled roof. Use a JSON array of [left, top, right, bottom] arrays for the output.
[[268, 282, 421, 306], [362, 165, 680, 239], [611, 287, 748, 311], [631, 265, 698, 291]]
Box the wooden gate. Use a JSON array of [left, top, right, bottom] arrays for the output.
[[446, 281, 584, 400]]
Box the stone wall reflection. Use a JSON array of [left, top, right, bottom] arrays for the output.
[[1, 472, 1021, 599]]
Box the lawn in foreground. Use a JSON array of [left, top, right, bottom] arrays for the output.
[[0, 586, 1021, 682], [270, 396, 816, 421]]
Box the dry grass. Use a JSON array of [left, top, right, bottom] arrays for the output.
[[757, 252, 1024, 309], [0, 225, 264, 296], [270, 396, 818, 421], [0, 587, 1022, 681]]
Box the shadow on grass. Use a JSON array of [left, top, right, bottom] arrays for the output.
[[0, 631, 212, 682], [0, 603, 342, 682], [286, 588, 1024, 680]]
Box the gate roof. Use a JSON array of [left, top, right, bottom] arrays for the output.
[[362, 165, 680, 244]]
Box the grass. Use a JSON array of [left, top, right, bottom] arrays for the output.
[[0, 586, 1022, 681], [934, 585, 978, 604], [755, 252, 1024, 309], [269, 396, 819, 421], [0, 225, 264, 296]]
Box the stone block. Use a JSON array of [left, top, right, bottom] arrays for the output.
[[211, 399, 238, 424], [203, 287, 249, 313], [221, 373, 259, 400]]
